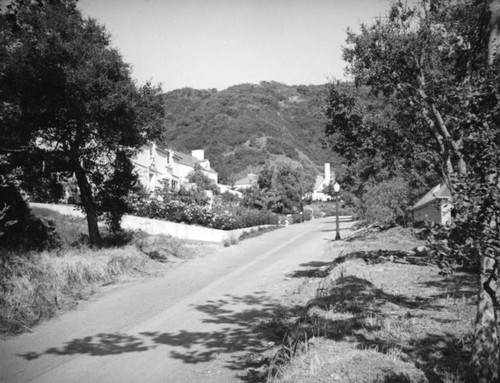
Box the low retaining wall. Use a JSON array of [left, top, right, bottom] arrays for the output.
[[31, 202, 85, 217], [30, 203, 273, 243], [121, 215, 271, 243]]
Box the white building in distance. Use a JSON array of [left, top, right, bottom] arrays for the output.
[[131, 142, 218, 191], [311, 163, 334, 202]]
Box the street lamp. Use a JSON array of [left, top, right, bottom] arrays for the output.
[[333, 182, 341, 240]]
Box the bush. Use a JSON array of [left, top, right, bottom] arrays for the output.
[[291, 213, 303, 223], [130, 183, 280, 230], [132, 193, 279, 230], [362, 177, 411, 226], [0, 184, 59, 254], [303, 209, 313, 221]]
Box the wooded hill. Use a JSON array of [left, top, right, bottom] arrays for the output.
[[159, 81, 339, 185]]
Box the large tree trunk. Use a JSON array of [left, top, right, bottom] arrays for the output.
[[472, 2, 500, 381], [473, 256, 499, 383], [74, 165, 102, 247], [488, 0, 500, 65]]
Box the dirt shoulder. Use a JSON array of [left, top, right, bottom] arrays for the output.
[[263, 227, 476, 383]]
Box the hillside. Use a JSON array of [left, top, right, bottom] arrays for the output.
[[159, 82, 339, 185]]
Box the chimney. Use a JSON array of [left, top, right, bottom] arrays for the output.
[[324, 163, 331, 183], [191, 150, 205, 160]]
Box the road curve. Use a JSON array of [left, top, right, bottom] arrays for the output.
[[0, 218, 353, 383]]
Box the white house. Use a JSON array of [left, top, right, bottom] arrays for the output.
[[411, 183, 452, 225], [311, 163, 334, 202], [131, 142, 218, 191]]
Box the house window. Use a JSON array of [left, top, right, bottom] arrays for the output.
[[148, 173, 155, 190]]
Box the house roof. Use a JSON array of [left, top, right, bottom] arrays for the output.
[[411, 183, 451, 210], [235, 173, 258, 186], [173, 151, 217, 174]]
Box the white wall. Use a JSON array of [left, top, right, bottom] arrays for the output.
[[30, 203, 272, 243], [121, 215, 271, 243], [413, 201, 447, 225]]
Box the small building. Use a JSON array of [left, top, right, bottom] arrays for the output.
[[234, 173, 258, 191], [218, 184, 243, 198], [411, 183, 452, 225], [131, 142, 218, 191], [311, 163, 334, 202]]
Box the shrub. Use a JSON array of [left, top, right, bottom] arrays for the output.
[[362, 177, 411, 226], [131, 187, 279, 230], [291, 213, 303, 223], [0, 184, 59, 254], [303, 209, 313, 221]]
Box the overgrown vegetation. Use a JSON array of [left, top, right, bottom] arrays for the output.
[[131, 180, 280, 230], [241, 163, 310, 215], [0, 206, 192, 334], [319, 0, 500, 380], [266, 228, 475, 383], [0, 158, 59, 253], [1, 0, 165, 246]]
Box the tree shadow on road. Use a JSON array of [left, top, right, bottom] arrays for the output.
[[18, 333, 152, 361], [18, 293, 299, 381]]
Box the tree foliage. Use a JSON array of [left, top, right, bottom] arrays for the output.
[[0, 0, 165, 245], [187, 166, 219, 194], [334, 0, 500, 380], [242, 163, 307, 214], [160, 82, 336, 184], [0, 155, 58, 253], [323, 83, 439, 201]]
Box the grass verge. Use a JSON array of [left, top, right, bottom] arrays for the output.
[[1, 208, 197, 335], [0, 246, 166, 334], [265, 227, 476, 383]]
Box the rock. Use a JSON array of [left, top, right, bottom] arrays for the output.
[[415, 246, 429, 254]]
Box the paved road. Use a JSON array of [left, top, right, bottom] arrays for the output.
[[1, 218, 353, 383]]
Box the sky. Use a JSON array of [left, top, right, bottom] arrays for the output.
[[78, 0, 390, 92]]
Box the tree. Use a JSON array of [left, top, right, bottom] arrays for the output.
[[187, 165, 218, 194], [336, 1, 500, 380], [323, 83, 439, 201], [0, 155, 58, 253], [243, 163, 306, 214], [96, 150, 141, 234], [0, 0, 165, 246]]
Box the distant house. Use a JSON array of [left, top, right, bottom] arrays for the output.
[[131, 142, 218, 191], [234, 173, 258, 191], [218, 184, 243, 198], [411, 183, 452, 225], [311, 163, 334, 202]]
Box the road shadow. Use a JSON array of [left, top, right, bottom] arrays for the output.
[[18, 293, 299, 381], [18, 333, 151, 361], [288, 251, 369, 279], [147, 294, 300, 368]]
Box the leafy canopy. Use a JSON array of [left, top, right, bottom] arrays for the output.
[[1, 0, 165, 245]]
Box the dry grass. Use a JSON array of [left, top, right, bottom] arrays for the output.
[[1, 208, 198, 334], [30, 206, 89, 247], [267, 227, 476, 383], [0, 246, 166, 334]]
